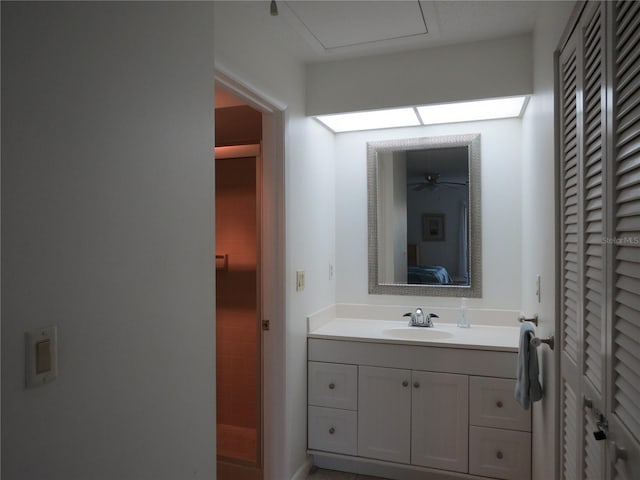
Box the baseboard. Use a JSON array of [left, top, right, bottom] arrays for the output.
[[309, 451, 488, 480], [290, 456, 314, 480]]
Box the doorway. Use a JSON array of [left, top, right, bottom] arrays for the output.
[[214, 72, 286, 480]]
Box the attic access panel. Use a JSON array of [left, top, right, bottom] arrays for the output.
[[284, 0, 431, 50]]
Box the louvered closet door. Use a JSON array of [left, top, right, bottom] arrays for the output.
[[560, 2, 640, 479], [559, 24, 582, 480], [582, 4, 607, 479], [559, 3, 607, 480], [607, 2, 640, 479]]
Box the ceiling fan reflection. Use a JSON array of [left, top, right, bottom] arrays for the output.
[[407, 173, 468, 191]]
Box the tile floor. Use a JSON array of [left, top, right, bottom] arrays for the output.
[[306, 467, 390, 480]]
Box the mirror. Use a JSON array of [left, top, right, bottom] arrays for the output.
[[367, 134, 481, 297]]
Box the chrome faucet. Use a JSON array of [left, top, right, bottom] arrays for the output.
[[404, 308, 438, 327]]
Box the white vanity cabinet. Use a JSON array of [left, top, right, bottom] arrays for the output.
[[411, 370, 468, 472], [307, 338, 531, 480], [358, 366, 411, 463], [347, 365, 469, 471]]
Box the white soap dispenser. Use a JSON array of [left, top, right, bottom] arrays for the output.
[[458, 297, 470, 328]]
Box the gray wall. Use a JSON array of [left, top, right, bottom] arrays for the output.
[[1, 3, 216, 478]]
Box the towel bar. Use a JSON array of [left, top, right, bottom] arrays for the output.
[[519, 314, 539, 326], [215, 254, 228, 270], [531, 335, 554, 350]]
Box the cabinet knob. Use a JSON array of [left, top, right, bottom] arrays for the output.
[[496, 451, 504, 460], [402, 380, 409, 387], [413, 381, 420, 388], [328, 383, 335, 390], [496, 400, 504, 408], [329, 427, 335, 435]]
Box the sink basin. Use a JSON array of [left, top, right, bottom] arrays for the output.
[[381, 327, 454, 341]]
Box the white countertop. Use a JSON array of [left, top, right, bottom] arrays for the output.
[[308, 317, 521, 352]]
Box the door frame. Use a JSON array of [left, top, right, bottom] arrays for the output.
[[214, 66, 287, 480]]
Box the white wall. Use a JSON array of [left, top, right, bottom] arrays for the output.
[[214, 2, 336, 479], [2, 3, 215, 479], [335, 119, 523, 311], [521, 2, 576, 480], [306, 34, 532, 115]]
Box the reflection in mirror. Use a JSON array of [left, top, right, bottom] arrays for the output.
[[368, 134, 481, 297]]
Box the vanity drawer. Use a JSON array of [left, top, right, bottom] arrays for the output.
[[308, 406, 357, 456], [308, 361, 357, 410], [469, 376, 531, 431], [469, 426, 531, 480]]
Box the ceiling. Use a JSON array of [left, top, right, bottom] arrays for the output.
[[274, 0, 542, 62], [215, 1, 543, 107]]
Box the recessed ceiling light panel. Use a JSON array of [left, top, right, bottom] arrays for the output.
[[315, 108, 421, 133], [314, 96, 529, 133], [416, 96, 527, 125]]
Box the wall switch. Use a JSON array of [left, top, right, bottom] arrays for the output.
[[25, 325, 58, 388], [536, 275, 541, 303], [296, 270, 305, 292]]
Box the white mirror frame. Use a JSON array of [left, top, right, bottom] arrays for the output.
[[367, 133, 482, 297]]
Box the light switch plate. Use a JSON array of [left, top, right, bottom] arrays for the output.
[[25, 325, 58, 388]]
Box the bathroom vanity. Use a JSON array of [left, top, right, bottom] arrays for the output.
[[307, 308, 531, 480]]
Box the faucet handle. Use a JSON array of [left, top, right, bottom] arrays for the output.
[[424, 313, 438, 327]]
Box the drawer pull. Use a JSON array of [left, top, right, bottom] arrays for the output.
[[496, 451, 504, 460], [402, 380, 409, 387], [329, 427, 335, 435], [496, 400, 504, 408], [413, 381, 420, 388], [328, 383, 335, 390]]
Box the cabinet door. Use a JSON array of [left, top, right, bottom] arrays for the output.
[[411, 370, 469, 472], [358, 365, 411, 463]]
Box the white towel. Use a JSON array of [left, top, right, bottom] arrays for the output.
[[514, 322, 543, 409]]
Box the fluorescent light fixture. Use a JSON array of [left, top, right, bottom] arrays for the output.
[[314, 96, 528, 133], [416, 96, 527, 125], [315, 107, 421, 133]]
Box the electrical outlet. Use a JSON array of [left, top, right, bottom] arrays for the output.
[[329, 263, 334, 280], [296, 270, 305, 292]]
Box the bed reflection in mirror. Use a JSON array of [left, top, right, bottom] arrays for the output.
[[368, 134, 481, 298]]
